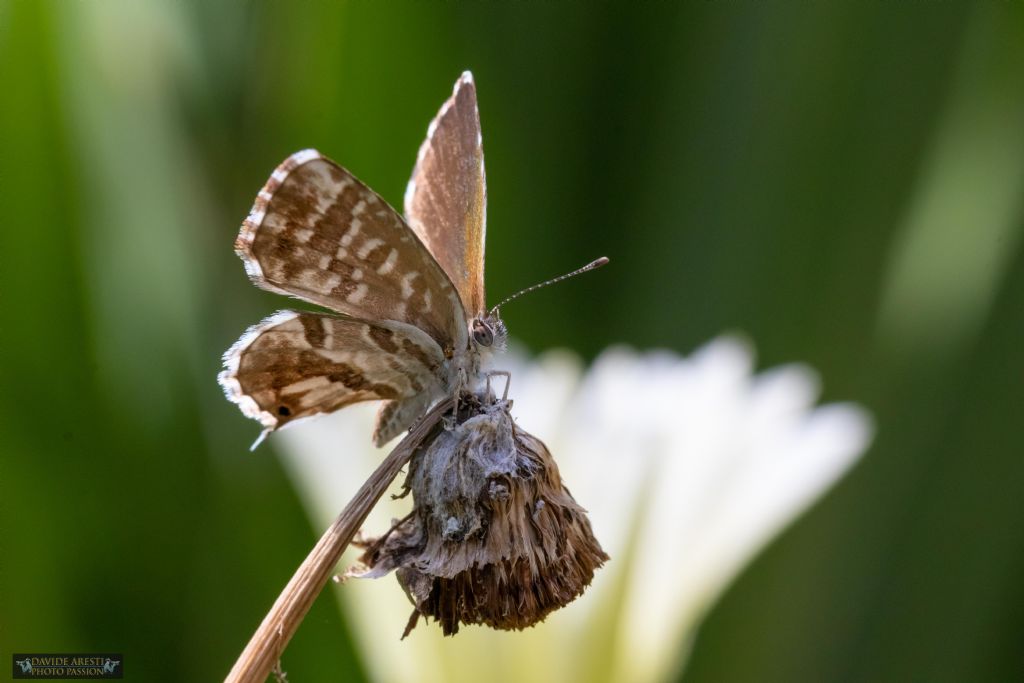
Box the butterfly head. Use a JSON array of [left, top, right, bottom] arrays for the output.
[[471, 314, 508, 353]]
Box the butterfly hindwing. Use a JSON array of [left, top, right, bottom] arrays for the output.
[[404, 71, 487, 317], [373, 393, 434, 447], [237, 149, 467, 349], [218, 310, 446, 443]]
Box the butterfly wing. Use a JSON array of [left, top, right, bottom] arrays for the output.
[[219, 310, 446, 448], [237, 149, 467, 350], [404, 72, 487, 318]]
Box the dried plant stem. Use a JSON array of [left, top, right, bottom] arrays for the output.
[[224, 398, 452, 683]]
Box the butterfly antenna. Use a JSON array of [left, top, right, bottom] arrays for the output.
[[489, 257, 609, 316]]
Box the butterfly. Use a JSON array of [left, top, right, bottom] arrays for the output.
[[219, 72, 507, 449]]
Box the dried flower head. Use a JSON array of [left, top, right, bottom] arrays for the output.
[[351, 392, 608, 636]]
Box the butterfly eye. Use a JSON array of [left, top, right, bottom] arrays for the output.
[[472, 319, 494, 347]]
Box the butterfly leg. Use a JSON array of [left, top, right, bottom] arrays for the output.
[[485, 370, 511, 402], [444, 367, 468, 430]]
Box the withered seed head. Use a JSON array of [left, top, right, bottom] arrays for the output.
[[351, 393, 609, 636]]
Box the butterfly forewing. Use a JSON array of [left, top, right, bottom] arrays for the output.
[[404, 72, 487, 317], [218, 310, 445, 440], [238, 149, 466, 348]]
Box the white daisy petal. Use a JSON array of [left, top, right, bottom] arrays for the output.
[[279, 336, 874, 683]]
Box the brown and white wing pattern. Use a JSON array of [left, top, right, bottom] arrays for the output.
[[238, 149, 466, 349], [218, 310, 446, 448], [404, 71, 487, 317]]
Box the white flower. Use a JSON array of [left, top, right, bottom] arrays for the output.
[[278, 336, 874, 683]]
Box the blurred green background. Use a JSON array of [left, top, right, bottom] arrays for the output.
[[2, 1, 1023, 681]]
